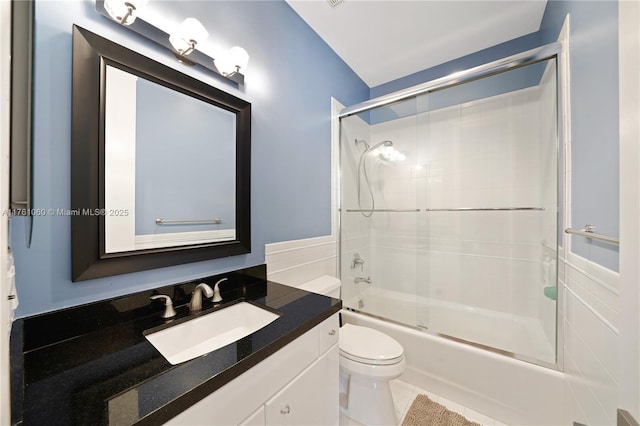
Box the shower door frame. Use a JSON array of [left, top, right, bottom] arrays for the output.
[[338, 41, 566, 371]]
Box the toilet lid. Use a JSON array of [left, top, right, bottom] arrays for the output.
[[339, 324, 404, 365]]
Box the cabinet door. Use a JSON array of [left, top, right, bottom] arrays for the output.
[[317, 314, 339, 355], [265, 344, 338, 426]]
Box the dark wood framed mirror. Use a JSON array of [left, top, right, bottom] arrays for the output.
[[71, 25, 251, 282]]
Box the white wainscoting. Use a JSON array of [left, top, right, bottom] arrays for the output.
[[265, 236, 337, 286], [560, 248, 620, 426]]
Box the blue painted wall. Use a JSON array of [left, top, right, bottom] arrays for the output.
[[11, 0, 368, 317], [370, 59, 548, 125], [135, 78, 236, 235], [540, 1, 619, 271], [370, 32, 542, 99]]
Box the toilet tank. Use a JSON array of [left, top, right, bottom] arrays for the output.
[[298, 275, 341, 299]]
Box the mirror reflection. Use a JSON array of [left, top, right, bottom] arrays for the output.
[[104, 65, 237, 253]]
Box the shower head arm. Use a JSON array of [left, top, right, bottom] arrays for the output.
[[355, 139, 370, 151], [368, 140, 393, 152]]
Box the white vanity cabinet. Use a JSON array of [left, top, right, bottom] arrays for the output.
[[165, 313, 339, 426], [264, 345, 338, 425]]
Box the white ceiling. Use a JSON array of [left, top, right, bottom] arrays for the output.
[[286, 1, 548, 87]]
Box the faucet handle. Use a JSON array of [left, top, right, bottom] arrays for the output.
[[212, 278, 228, 303], [351, 253, 365, 271], [150, 295, 177, 319]]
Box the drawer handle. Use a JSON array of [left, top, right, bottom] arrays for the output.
[[281, 405, 291, 415], [328, 329, 336, 336]]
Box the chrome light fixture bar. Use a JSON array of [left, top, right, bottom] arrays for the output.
[[96, 0, 246, 85]]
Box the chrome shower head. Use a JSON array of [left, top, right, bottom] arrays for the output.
[[369, 140, 393, 151]]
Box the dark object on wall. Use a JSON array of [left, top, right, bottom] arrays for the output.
[[10, 0, 34, 247], [71, 25, 251, 281]]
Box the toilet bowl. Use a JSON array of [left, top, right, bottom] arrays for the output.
[[295, 276, 406, 425], [339, 323, 406, 426]]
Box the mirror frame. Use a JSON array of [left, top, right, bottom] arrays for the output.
[[71, 25, 251, 282]]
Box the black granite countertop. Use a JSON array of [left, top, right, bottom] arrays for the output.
[[10, 265, 341, 425]]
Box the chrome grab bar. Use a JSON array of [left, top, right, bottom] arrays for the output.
[[344, 207, 544, 212], [344, 209, 420, 212], [565, 225, 619, 246], [155, 218, 222, 225], [426, 207, 545, 212]]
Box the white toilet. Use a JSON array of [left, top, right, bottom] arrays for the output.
[[297, 275, 406, 426]]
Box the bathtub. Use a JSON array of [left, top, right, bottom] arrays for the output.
[[341, 309, 565, 425], [344, 287, 556, 365]]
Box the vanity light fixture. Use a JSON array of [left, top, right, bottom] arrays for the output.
[[169, 18, 209, 56], [104, 0, 148, 26], [214, 46, 250, 77], [95, 0, 248, 85]]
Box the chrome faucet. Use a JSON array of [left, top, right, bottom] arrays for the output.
[[354, 276, 372, 284], [189, 283, 214, 312]]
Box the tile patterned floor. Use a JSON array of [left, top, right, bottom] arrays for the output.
[[339, 379, 509, 426]]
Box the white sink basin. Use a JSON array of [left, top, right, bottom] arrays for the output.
[[145, 302, 280, 365]]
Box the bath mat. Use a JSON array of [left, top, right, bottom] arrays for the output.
[[401, 394, 482, 426]]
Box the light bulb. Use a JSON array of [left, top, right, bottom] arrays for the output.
[[169, 18, 209, 56], [104, 0, 148, 26], [214, 53, 235, 76], [228, 46, 249, 71], [215, 46, 249, 77]]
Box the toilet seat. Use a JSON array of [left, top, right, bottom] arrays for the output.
[[339, 324, 404, 365]]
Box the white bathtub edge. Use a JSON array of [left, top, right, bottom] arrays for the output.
[[341, 309, 565, 425]]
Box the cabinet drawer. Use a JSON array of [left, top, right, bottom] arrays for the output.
[[318, 313, 339, 355]]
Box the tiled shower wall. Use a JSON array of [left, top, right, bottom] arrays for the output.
[[365, 80, 557, 344]]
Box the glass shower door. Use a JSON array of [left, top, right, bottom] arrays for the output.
[[339, 97, 426, 329], [418, 58, 558, 364], [339, 56, 558, 367]]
